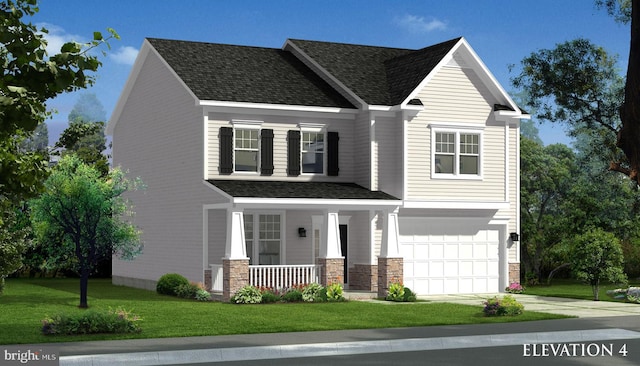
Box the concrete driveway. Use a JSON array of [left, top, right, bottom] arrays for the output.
[[420, 293, 640, 317]]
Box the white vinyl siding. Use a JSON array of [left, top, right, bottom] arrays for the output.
[[406, 64, 506, 201]]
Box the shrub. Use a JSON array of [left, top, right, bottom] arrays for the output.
[[231, 285, 262, 304], [156, 273, 189, 296], [195, 288, 211, 301], [403, 287, 417, 302], [386, 282, 405, 302], [302, 283, 324, 302], [282, 289, 303, 302], [525, 272, 539, 286], [261, 290, 280, 303], [175, 283, 199, 299], [505, 282, 525, 294], [326, 283, 345, 302], [483, 295, 524, 317], [42, 307, 142, 335]]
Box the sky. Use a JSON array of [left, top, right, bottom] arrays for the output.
[[29, 0, 631, 146]]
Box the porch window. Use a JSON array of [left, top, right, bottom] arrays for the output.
[[432, 128, 482, 178], [244, 213, 281, 265], [259, 214, 281, 265]]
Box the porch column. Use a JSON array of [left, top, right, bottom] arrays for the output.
[[223, 209, 249, 301], [318, 210, 344, 286], [378, 208, 403, 298]]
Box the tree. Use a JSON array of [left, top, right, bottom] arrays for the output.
[[0, 0, 118, 202], [569, 228, 627, 300], [30, 155, 143, 308], [55, 121, 109, 176], [513, 2, 640, 184], [19, 122, 48, 152], [520, 137, 576, 280]]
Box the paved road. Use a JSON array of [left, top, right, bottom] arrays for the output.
[[59, 316, 640, 366]]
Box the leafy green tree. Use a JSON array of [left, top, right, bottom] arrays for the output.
[[520, 137, 576, 280], [0, 0, 118, 282], [0, 207, 29, 294], [30, 155, 143, 308], [0, 0, 118, 202], [55, 121, 109, 176], [19, 122, 48, 152], [569, 228, 627, 300]]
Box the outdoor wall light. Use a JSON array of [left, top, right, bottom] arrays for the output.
[[298, 227, 307, 238], [510, 232, 520, 242]]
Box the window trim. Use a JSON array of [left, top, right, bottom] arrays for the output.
[[231, 120, 262, 174], [430, 125, 483, 180]]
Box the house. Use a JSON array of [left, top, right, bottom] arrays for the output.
[[107, 36, 528, 300]]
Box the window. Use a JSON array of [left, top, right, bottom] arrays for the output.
[[220, 123, 273, 175], [244, 213, 281, 265], [234, 128, 258, 172], [244, 214, 254, 265], [259, 214, 281, 265], [433, 130, 481, 177], [302, 131, 325, 174]]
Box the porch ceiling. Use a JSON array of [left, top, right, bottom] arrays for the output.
[[206, 180, 399, 200]]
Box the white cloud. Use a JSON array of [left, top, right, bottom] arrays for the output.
[[109, 46, 139, 65], [394, 14, 447, 33], [36, 22, 85, 55]]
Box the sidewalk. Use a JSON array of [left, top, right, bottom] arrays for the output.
[[420, 293, 640, 318]]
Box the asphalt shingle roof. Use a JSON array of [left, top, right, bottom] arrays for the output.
[[289, 38, 461, 105], [148, 37, 463, 108], [147, 38, 355, 109], [207, 180, 400, 200]]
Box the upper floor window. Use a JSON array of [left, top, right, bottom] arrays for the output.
[[219, 122, 273, 176], [302, 131, 325, 174], [234, 128, 259, 172], [433, 128, 482, 178]]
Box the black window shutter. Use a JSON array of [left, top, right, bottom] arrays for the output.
[[261, 129, 274, 175], [287, 130, 301, 176], [327, 131, 339, 176], [219, 127, 233, 174]]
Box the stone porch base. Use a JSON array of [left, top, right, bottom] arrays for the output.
[[377, 257, 403, 298]]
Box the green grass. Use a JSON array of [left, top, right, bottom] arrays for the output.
[[525, 278, 632, 301], [1, 278, 569, 345]]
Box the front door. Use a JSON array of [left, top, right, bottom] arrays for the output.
[[340, 224, 348, 283]]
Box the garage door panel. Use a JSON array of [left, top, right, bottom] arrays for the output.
[[400, 218, 501, 295], [429, 261, 444, 277]]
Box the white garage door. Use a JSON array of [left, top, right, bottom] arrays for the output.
[[400, 218, 500, 295]]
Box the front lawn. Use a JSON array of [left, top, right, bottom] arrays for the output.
[[524, 278, 634, 301], [1, 278, 569, 345]]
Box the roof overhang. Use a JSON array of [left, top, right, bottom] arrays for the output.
[[203, 180, 402, 210]]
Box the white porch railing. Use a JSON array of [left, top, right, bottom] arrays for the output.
[[249, 264, 320, 289], [210, 264, 223, 292]]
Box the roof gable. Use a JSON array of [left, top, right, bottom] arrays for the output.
[[146, 38, 355, 109]]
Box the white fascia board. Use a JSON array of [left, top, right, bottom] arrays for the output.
[[200, 101, 358, 120], [232, 197, 402, 210], [403, 200, 509, 210], [283, 39, 367, 108], [107, 39, 201, 135]]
